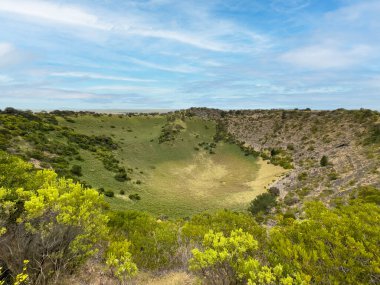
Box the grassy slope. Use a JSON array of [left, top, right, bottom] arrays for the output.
[[59, 114, 285, 217]]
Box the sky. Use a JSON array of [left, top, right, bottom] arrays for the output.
[[0, 0, 379, 110]]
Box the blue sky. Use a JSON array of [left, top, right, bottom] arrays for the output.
[[0, 0, 379, 110]]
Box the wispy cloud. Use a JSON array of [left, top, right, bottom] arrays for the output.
[[0, 42, 13, 57], [280, 1, 380, 70], [51, 72, 156, 82], [0, 74, 13, 84], [0, 0, 266, 53], [0, 0, 379, 110], [125, 57, 200, 74], [85, 85, 172, 95], [280, 44, 372, 69], [0, 0, 111, 30]]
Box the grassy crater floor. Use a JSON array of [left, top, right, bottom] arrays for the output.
[[59, 114, 286, 217]]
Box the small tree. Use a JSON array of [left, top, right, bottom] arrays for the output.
[[320, 155, 328, 167], [268, 187, 280, 196], [248, 193, 277, 216], [70, 164, 82, 176]]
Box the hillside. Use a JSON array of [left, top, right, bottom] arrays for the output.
[[189, 108, 380, 208], [0, 107, 379, 285], [0, 108, 285, 217]]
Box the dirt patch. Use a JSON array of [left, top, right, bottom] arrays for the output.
[[223, 158, 287, 206], [245, 158, 288, 193]]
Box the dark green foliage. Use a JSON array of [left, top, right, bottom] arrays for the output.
[[63, 131, 117, 151], [128, 193, 141, 201], [0, 109, 121, 181], [101, 154, 120, 172], [119, 189, 125, 195], [114, 168, 129, 182], [198, 141, 217, 152], [271, 148, 280, 156], [248, 193, 277, 216], [320, 155, 329, 167], [268, 186, 280, 196], [104, 190, 115, 197], [70, 165, 82, 176], [213, 120, 229, 142], [158, 120, 184, 143]]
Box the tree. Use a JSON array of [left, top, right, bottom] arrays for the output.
[[320, 155, 328, 167], [248, 193, 277, 216], [268, 187, 280, 196]]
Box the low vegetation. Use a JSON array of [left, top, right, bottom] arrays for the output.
[[0, 108, 379, 284]]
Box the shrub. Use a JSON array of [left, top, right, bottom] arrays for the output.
[[189, 229, 307, 284], [128, 193, 141, 201], [114, 169, 128, 182], [297, 172, 308, 181], [0, 152, 108, 284], [269, 201, 380, 284], [268, 187, 280, 196], [104, 190, 115, 197], [352, 186, 380, 205], [248, 193, 277, 216], [284, 194, 299, 206], [105, 240, 137, 283], [108, 211, 180, 270], [119, 189, 125, 195], [70, 164, 82, 176], [320, 155, 329, 167]]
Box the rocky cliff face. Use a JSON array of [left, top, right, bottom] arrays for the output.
[[190, 108, 380, 205]]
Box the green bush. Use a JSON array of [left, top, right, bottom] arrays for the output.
[[269, 201, 380, 284], [104, 190, 115, 197], [320, 155, 329, 167], [70, 164, 82, 176], [128, 193, 141, 201], [114, 169, 129, 182], [0, 152, 109, 284], [248, 193, 277, 216]]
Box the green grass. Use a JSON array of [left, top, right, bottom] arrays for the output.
[[59, 114, 283, 217]]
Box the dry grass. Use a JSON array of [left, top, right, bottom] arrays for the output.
[[137, 271, 196, 285]]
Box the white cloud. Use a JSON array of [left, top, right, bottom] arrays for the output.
[[0, 0, 111, 30], [0, 1, 268, 53], [85, 85, 172, 95], [1, 87, 96, 99], [0, 74, 13, 84], [126, 29, 229, 52], [271, 0, 311, 13], [0, 42, 25, 67], [0, 42, 13, 57], [126, 56, 200, 73], [281, 44, 372, 69], [51, 72, 156, 82]]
